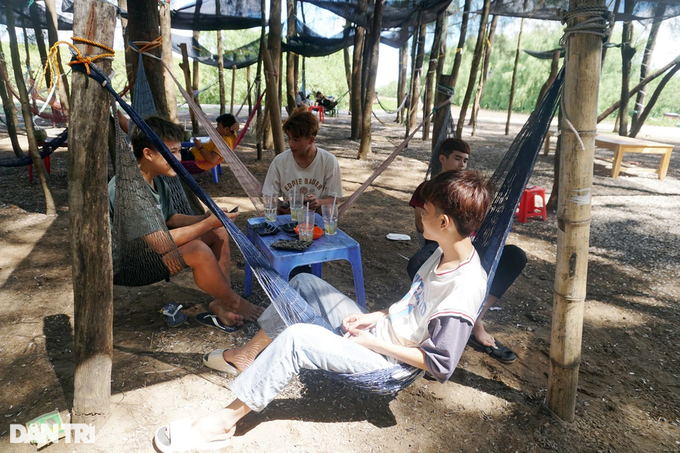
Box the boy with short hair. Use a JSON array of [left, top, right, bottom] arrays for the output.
[[191, 113, 240, 171], [408, 137, 525, 364], [262, 108, 342, 212], [153, 170, 491, 452], [108, 116, 263, 327]]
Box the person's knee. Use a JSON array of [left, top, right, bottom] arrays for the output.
[[502, 245, 527, 271], [179, 239, 214, 266], [290, 273, 320, 292]]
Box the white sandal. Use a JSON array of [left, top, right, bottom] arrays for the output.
[[202, 349, 240, 375]]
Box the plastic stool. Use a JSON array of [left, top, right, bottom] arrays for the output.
[[308, 105, 325, 123], [211, 164, 222, 183], [516, 185, 547, 223]]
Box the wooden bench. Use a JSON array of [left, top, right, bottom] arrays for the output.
[[595, 134, 674, 180]]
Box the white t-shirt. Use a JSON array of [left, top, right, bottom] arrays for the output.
[[375, 247, 487, 359], [262, 147, 343, 201]]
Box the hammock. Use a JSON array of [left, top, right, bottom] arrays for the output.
[[375, 93, 408, 115], [0, 128, 68, 168], [74, 55, 562, 395]]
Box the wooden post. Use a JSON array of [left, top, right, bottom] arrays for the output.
[[618, 0, 635, 136], [217, 30, 225, 115], [247, 65, 252, 115], [179, 43, 199, 135], [0, 43, 22, 157], [192, 30, 201, 108], [423, 11, 446, 140], [285, 0, 297, 114], [262, 40, 285, 154], [159, 0, 178, 122], [230, 65, 236, 114], [350, 0, 366, 139], [255, 0, 266, 159], [470, 11, 500, 135], [455, 0, 490, 137], [69, 0, 116, 427], [357, 0, 384, 160], [396, 41, 407, 124], [405, 11, 424, 137], [45, 0, 71, 116], [547, 0, 604, 422], [505, 8, 526, 135], [4, 0, 56, 215]]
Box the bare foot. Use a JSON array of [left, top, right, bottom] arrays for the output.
[[222, 344, 262, 372], [216, 296, 264, 322], [189, 417, 235, 444], [472, 321, 496, 348], [209, 300, 244, 327]]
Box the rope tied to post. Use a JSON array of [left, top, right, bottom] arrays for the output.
[[559, 5, 613, 47]]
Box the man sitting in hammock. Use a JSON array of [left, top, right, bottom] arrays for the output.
[[108, 116, 264, 327], [407, 138, 525, 364], [262, 107, 342, 212], [154, 170, 490, 452], [190, 113, 240, 171]]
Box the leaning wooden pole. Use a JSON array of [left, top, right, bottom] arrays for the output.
[[262, 40, 285, 155], [69, 0, 116, 427], [179, 43, 199, 135], [547, 0, 606, 422], [159, 0, 178, 122], [505, 10, 525, 135]]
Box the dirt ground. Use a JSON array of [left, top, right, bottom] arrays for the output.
[[1, 106, 679, 453]]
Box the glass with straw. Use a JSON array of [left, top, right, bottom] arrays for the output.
[[322, 196, 338, 235], [290, 189, 303, 223]]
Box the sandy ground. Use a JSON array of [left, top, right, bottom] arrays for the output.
[[0, 105, 679, 452]]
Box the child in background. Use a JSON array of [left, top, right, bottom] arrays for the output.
[[191, 113, 240, 171]]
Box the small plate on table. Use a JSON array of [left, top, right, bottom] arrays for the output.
[[279, 222, 298, 234], [250, 223, 280, 236], [294, 225, 324, 240]]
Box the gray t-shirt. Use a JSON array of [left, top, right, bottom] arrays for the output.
[[108, 175, 177, 223]]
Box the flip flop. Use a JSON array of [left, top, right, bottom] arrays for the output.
[[195, 313, 242, 333], [203, 349, 240, 376], [153, 417, 232, 452], [161, 303, 188, 328], [467, 334, 517, 364]]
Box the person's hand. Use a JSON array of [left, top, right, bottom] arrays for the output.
[[342, 312, 381, 333], [343, 325, 378, 349], [304, 194, 319, 211]]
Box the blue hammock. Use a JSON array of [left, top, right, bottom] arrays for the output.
[[0, 128, 68, 168], [73, 59, 563, 395]]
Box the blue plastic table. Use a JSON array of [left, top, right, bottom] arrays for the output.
[[244, 214, 366, 308]]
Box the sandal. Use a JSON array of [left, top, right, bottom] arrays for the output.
[[467, 334, 517, 364], [161, 303, 188, 327]]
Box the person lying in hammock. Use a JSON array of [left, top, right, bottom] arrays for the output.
[[153, 170, 490, 452], [190, 113, 240, 171], [407, 138, 526, 364], [262, 107, 343, 213], [315, 91, 338, 111], [108, 116, 263, 327]]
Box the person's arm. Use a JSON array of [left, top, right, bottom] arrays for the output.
[[345, 326, 429, 370], [166, 211, 238, 247], [419, 316, 473, 382], [194, 139, 223, 166]]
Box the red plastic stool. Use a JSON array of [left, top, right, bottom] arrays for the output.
[[308, 105, 325, 123], [516, 185, 547, 223], [29, 154, 50, 184]]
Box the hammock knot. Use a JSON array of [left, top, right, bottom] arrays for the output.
[[66, 37, 116, 75]]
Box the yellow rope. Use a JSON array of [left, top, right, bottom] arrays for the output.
[[36, 36, 115, 93]]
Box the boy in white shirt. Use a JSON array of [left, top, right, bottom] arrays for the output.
[[154, 170, 491, 452]]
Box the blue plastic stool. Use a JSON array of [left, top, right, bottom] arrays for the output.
[[211, 164, 222, 183], [244, 214, 366, 308]]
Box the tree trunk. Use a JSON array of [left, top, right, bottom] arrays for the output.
[[262, 40, 285, 154], [343, 45, 352, 99], [159, 0, 178, 122], [217, 30, 225, 115], [422, 11, 445, 140], [4, 0, 55, 215], [598, 54, 679, 122], [263, 0, 282, 147], [285, 0, 297, 114], [618, 0, 635, 136], [547, 0, 603, 423], [179, 44, 199, 135], [350, 0, 366, 139], [0, 42, 22, 157], [192, 30, 201, 108], [256, 0, 266, 159], [127, 0, 169, 118], [432, 0, 470, 148], [631, 3, 665, 132], [357, 0, 384, 160], [117, 0, 133, 98], [537, 50, 561, 108], [396, 41, 408, 124], [629, 62, 680, 138], [470, 11, 499, 135], [247, 65, 252, 115], [601, 0, 620, 64], [69, 0, 116, 427], [231, 66, 236, 114], [456, 0, 491, 137], [505, 9, 525, 135], [45, 0, 71, 114], [406, 15, 425, 137], [29, 6, 50, 88]]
